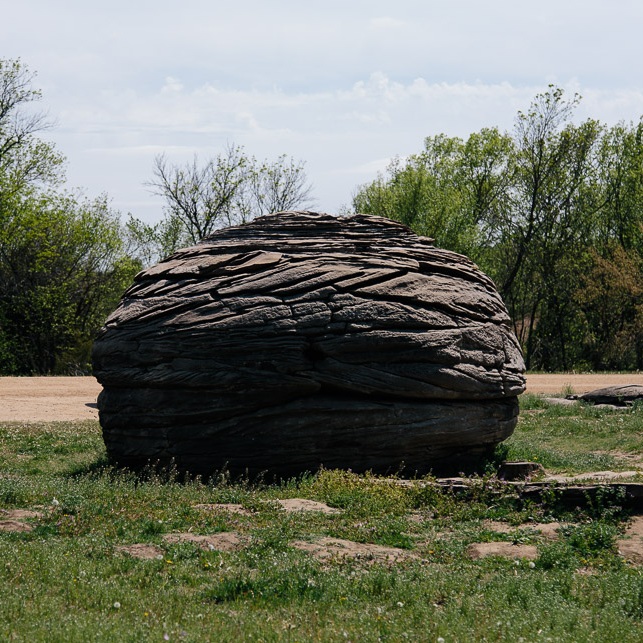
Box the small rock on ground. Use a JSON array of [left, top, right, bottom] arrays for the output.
[[277, 499, 340, 514], [193, 503, 254, 516], [116, 543, 164, 560], [0, 519, 33, 533], [467, 542, 538, 560], [162, 531, 244, 552], [0, 509, 44, 520], [617, 516, 643, 565], [291, 537, 417, 564]]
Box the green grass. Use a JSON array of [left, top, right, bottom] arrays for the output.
[[1, 399, 643, 642], [503, 395, 643, 473]]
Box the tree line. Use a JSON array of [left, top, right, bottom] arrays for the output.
[[1, 59, 641, 374]]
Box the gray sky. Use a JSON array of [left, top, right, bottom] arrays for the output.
[[3, 0, 643, 223]]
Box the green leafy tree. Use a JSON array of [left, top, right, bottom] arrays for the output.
[[492, 88, 603, 369], [575, 245, 643, 370], [352, 129, 513, 264], [0, 59, 139, 374], [0, 59, 64, 201], [0, 192, 139, 374]]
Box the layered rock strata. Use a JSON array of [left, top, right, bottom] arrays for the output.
[[92, 211, 526, 477]]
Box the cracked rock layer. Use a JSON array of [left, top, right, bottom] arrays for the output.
[[92, 211, 526, 476]]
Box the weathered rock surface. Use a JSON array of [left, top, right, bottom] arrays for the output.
[[92, 211, 526, 477], [578, 385, 643, 406]]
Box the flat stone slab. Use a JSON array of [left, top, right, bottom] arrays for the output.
[[0, 519, 34, 533], [291, 537, 418, 564], [467, 542, 538, 561], [577, 385, 643, 406], [276, 499, 341, 514], [116, 544, 164, 560], [162, 531, 244, 552]]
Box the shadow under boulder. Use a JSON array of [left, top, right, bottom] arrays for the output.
[[92, 211, 526, 478]]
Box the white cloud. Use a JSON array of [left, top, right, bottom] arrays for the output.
[[368, 16, 406, 30], [161, 77, 184, 94]]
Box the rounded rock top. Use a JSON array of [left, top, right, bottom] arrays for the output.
[[92, 211, 526, 477]]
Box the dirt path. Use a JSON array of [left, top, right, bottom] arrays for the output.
[[0, 376, 101, 422], [524, 373, 642, 395], [0, 374, 641, 422]]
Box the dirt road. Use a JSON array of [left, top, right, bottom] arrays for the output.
[[0, 374, 641, 422]]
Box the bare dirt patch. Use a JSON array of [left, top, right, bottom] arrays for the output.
[[482, 520, 567, 540], [291, 537, 418, 564], [0, 376, 101, 422], [276, 499, 341, 514], [162, 531, 245, 552], [467, 542, 538, 560], [525, 373, 643, 396], [115, 544, 164, 560], [0, 519, 34, 533], [0, 509, 43, 520], [0, 508, 45, 533], [193, 503, 255, 516], [545, 471, 643, 483], [617, 516, 643, 565], [192, 499, 341, 515]]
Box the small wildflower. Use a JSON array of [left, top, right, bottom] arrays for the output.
[[51, 498, 60, 507], [113, 601, 121, 609], [437, 637, 446, 643], [528, 561, 536, 569], [396, 601, 404, 608]]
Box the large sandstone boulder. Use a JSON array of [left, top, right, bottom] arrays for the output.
[[92, 212, 526, 477]]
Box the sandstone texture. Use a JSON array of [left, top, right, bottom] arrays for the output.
[[92, 211, 526, 477]]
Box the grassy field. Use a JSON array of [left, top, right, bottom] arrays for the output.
[[1, 396, 643, 642]]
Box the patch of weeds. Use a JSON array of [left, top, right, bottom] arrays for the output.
[[163, 541, 202, 563], [561, 522, 619, 559], [537, 540, 579, 570], [307, 469, 411, 517], [32, 523, 59, 538], [584, 485, 629, 522], [519, 393, 552, 411], [0, 477, 34, 506], [329, 514, 414, 550], [247, 523, 295, 556], [139, 518, 166, 537], [538, 521, 622, 571]]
